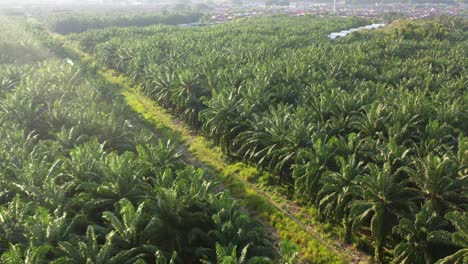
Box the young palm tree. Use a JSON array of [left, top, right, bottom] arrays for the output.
[[102, 199, 159, 263], [205, 193, 273, 259], [351, 103, 391, 139], [154, 250, 177, 264], [435, 211, 468, 264], [236, 104, 313, 183], [0, 65, 26, 96], [82, 152, 151, 214], [135, 139, 182, 176], [53, 226, 117, 264], [52, 126, 88, 151], [0, 197, 32, 252], [0, 243, 53, 264], [392, 203, 449, 264], [0, 93, 42, 133], [202, 243, 249, 264]]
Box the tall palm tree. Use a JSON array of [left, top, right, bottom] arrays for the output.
[[170, 70, 209, 128], [318, 155, 364, 242], [200, 89, 242, 156], [236, 104, 313, 183], [350, 162, 418, 263], [405, 153, 467, 214]]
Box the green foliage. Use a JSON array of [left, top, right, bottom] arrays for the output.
[[279, 240, 300, 264], [0, 17, 274, 263], [123, 87, 344, 263], [48, 12, 204, 35], [435, 211, 468, 264], [0, 17, 51, 65], [392, 203, 450, 264], [72, 14, 468, 263]]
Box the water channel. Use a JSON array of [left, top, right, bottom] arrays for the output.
[[328, 23, 385, 39]]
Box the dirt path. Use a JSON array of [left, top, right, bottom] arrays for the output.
[[249, 185, 369, 264]]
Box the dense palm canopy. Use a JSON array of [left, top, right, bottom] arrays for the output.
[[46, 11, 204, 35], [0, 17, 274, 264], [69, 14, 468, 263]]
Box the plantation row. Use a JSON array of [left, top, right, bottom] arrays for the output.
[[70, 16, 468, 263], [0, 17, 52, 64], [0, 17, 278, 263], [46, 11, 203, 35]]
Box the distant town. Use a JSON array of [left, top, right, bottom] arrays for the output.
[[1, 0, 466, 21]]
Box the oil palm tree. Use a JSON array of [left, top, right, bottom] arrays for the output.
[[53, 226, 117, 264], [205, 194, 272, 260], [350, 162, 418, 263], [0, 243, 53, 264], [0, 65, 25, 96], [235, 104, 313, 182], [201, 243, 249, 264], [102, 199, 159, 263], [0, 93, 42, 134], [405, 153, 467, 214], [318, 155, 364, 242], [435, 211, 468, 264], [81, 152, 151, 214], [351, 103, 391, 139], [52, 126, 88, 151], [135, 139, 182, 176], [293, 136, 339, 199], [141, 67, 175, 109], [392, 203, 450, 264], [0, 197, 32, 252], [170, 70, 209, 128], [200, 89, 242, 156], [154, 250, 177, 264], [147, 188, 205, 257]]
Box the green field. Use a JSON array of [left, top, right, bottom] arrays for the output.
[[0, 11, 467, 264], [0, 16, 278, 264]]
